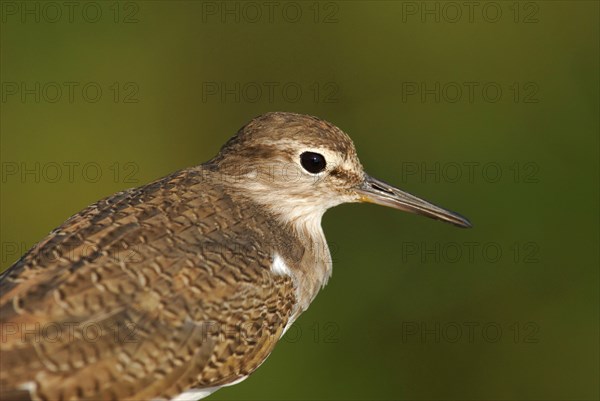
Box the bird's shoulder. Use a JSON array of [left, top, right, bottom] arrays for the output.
[[1, 165, 294, 300]]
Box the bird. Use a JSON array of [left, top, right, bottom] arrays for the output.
[[0, 112, 471, 401]]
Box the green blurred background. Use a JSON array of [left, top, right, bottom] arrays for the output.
[[1, 1, 598, 400]]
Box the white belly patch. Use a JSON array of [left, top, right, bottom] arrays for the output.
[[168, 376, 248, 401], [271, 253, 292, 276]]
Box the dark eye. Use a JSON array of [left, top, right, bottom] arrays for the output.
[[300, 151, 327, 174]]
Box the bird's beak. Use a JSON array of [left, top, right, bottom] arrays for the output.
[[357, 174, 472, 228]]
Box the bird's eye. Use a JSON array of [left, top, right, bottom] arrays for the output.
[[300, 152, 327, 174]]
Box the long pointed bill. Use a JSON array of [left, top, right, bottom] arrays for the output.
[[357, 175, 472, 228]]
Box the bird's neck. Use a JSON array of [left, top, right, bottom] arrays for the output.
[[280, 206, 333, 314], [220, 177, 334, 313], [258, 197, 334, 313]]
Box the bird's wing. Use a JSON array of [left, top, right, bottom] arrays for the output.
[[0, 168, 296, 401]]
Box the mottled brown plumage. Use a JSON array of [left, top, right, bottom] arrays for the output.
[[0, 112, 471, 401]]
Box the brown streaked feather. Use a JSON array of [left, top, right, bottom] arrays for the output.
[[0, 166, 296, 401]]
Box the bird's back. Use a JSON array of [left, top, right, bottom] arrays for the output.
[[0, 165, 297, 401]]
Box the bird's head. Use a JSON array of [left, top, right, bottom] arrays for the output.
[[210, 112, 471, 230]]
